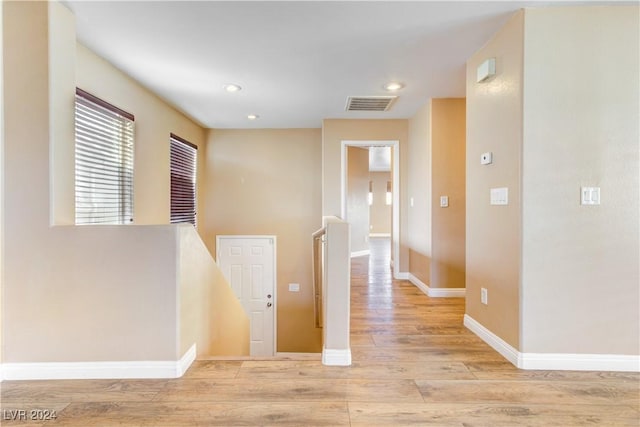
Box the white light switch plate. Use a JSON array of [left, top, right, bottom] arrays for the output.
[[490, 187, 508, 205], [288, 283, 300, 292], [581, 187, 600, 205], [440, 196, 449, 208]]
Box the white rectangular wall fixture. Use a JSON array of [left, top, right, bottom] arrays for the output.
[[581, 187, 600, 205], [477, 58, 496, 83], [440, 196, 449, 208], [480, 152, 493, 165], [490, 187, 508, 205]]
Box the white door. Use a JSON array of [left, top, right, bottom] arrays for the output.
[[217, 236, 276, 356]]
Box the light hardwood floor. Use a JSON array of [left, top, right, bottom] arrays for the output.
[[1, 237, 638, 426]]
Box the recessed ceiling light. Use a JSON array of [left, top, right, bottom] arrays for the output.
[[247, 114, 259, 120], [383, 82, 405, 91], [223, 84, 242, 93]]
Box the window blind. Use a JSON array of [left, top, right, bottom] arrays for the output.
[[170, 134, 197, 225], [75, 88, 134, 225]]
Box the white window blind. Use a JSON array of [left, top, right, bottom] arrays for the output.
[[170, 134, 197, 225], [75, 88, 134, 225]]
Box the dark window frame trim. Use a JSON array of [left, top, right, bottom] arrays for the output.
[[170, 133, 198, 150], [76, 87, 135, 121]]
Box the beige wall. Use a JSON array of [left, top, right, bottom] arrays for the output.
[[347, 146, 370, 253], [369, 171, 391, 235], [322, 119, 409, 272], [407, 99, 466, 290], [202, 128, 323, 353], [407, 102, 432, 285], [466, 11, 523, 348], [431, 99, 466, 289], [466, 5, 639, 356], [520, 6, 639, 354], [179, 225, 249, 357], [1, 1, 244, 364]]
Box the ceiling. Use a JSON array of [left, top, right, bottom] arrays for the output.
[[64, 1, 616, 129]]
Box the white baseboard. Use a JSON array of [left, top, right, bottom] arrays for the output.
[[394, 272, 409, 280], [1, 344, 197, 381], [178, 344, 197, 376], [409, 273, 466, 298], [519, 352, 640, 372], [464, 315, 640, 372], [369, 233, 391, 238], [350, 249, 370, 258], [463, 314, 519, 366], [322, 348, 352, 366]]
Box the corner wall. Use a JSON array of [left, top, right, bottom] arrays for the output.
[[202, 128, 323, 353], [431, 99, 466, 289], [466, 11, 524, 349], [407, 102, 432, 285], [466, 5, 639, 367], [406, 99, 466, 292]]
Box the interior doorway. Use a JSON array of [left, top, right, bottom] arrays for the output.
[[341, 140, 400, 278]]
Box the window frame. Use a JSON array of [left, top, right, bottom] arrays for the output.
[[169, 133, 198, 226], [75, 88, 135, 225]]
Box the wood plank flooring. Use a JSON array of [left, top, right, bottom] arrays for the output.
[[1, 237, 638, 426]]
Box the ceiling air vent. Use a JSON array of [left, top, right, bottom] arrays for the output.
[[345, 96, 397, 112]]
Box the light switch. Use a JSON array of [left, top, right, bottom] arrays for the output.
[[581, 187, 600, 205], [440, 196, 449, 208], [480, 152, 493, 165], [410, 197, 414, 208], [288, 283, 300, 292], [490, 187, 508, 205]]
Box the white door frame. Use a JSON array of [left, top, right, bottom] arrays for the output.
[[216, 235, 277, 356], [341, 140, 401, 278]]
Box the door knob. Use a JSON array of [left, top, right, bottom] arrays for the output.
[[267, 302, 272, 308]]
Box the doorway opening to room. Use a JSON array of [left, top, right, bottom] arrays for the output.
[[340, 140, 400, 278]]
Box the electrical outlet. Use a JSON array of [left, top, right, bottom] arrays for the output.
[[481, 288, 488, 305], [480, 152, 493, 165]]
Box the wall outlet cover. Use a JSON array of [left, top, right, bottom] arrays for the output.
[[480, 152, 493, 165]]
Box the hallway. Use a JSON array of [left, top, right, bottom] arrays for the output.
[[1, 240, 638, 426]]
